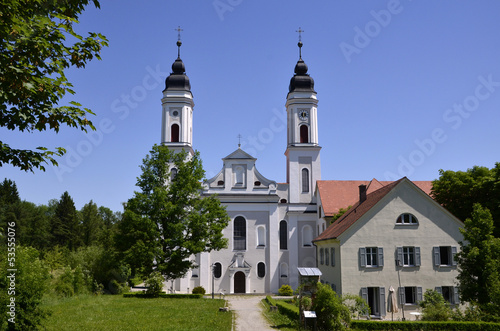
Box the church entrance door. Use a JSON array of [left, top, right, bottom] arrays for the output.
[[234, 271, 246, 293]]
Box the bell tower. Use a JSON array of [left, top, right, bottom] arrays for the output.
[[285, 30, 321, 203], [161, 27, 194, 156]]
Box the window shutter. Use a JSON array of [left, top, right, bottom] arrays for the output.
[[453, 287, 460, 305], [433, 246, 440, 266], [415, 247, 421, 266], [435, 286, 442, 295], [360, 248, 366, 267], [361, 287, 368, 304], [396, 247, 403, 266], [417, 287, 423, 303], [333, 284, 337, 292], [379, 287, 386, 317], [331, 248, 335, 267], [399, 287, 405, 305], [378, 247, 384, 267], [451, 246, 457, 266]]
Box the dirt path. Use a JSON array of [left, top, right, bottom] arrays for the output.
[[226, 296, 275, 331]]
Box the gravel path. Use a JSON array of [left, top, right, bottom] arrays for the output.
[[227, 296, 275, 331]]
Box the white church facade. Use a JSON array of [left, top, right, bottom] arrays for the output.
[[159, 35, 463, 307]]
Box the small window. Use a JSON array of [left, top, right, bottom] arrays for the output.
[[257, 262, 265, 278], [254, 181, 261, 186], [213, 262, 222, 279], [325, 247, 330, 266], [331, 248, 335, 267], [280, 263, 288, 278], [397, 246, 421, 267], [319, 248, 324, 265], [170, 168, 177, 181], [399, 286, 422, 305], [360, 247, 384, 268], [434, 246, 457, 267], [436, 286, 459, 305], [302, 225, 313, 247], [233, 216, 246, 251], [279, 220, 288, 250], [257, 226, 266, 247], [300, 124, 309, 143], [280, 198, 288, 204], [396, 213, 418, 225], [217, 180, 224, 186], [171, 124, 179, 142], [301, 168, 310, 193]]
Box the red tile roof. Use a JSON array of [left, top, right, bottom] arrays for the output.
[[314, 178, 404, 242], [316, 178, 432, 217]]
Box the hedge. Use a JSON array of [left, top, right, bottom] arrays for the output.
[[351, 320, 500, 331], [123, 292, 203, 299], [265, 296, 299, 320]]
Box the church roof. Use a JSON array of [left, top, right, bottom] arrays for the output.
[[164, 40, 191, 92], [314, 178, 405, 241], [223, 148, 256, 160], [317, 178, 432, 217]]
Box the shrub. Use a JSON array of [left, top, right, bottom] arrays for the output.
[[342, 293, 370, 319], [123, 292, 203, 299], [192, 286, 206, 295], [145, 271, 164, 297], [419, 289, 452, 321], [350, 320, 500, 330], [276, 300, 300, 320], [278, 284, 293, 296], [312, 282, 351, 330]]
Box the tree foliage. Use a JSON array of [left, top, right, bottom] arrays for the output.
[[116, 145, 230, 280], [312, 282, 351, 330], [0, 0, 108, 171], [432, 163, 500, 236], [456, 204, 500, 321], [419, 289, 452, 321]]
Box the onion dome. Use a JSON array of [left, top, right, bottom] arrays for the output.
[[288, 41, 315, 93], [164, 40, 191, 92]]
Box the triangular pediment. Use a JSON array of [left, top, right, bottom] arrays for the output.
[[223, 148, 256, 160]]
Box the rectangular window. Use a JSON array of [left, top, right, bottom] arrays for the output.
[[320, 248, 324, 265], [360, 247, 384, 267], [399, 286, 422, 305], [436, 286, 459, 305], [397, 246, 421, 267], [434, 246, 457, 267], [331, 248, 335, 267], [325, 248, 329, 266]]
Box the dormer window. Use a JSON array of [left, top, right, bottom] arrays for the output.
[[254, 181, 261, 186], [396, 213, 418, 225]]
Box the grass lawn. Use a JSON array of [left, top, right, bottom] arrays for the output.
[[41, 295, 232, 330], [261, 298, 298, 331]]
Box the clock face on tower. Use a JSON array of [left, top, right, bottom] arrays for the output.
[[298, 109, 309, 121]]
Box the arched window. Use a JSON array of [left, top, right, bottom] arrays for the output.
[[213, 262, 222, 278], [257, 262, 265, 278], [302, 168, 310, 193], [302, 225, 313, 247], [171, 124, 180, 142], [300, 124, 309, 143], [280, 263, 288, 278], [279, 220, 288, 250], [396, 213, 418, 225], [233, 216, 246, 250], [257, 226, 266, 247]]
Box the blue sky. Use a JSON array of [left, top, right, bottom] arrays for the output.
[[2, 0, 500, 212]]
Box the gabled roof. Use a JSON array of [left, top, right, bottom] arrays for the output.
[[316, 178, 432, 217], [314, 178, 404, 242], [223, 148, 256, 160]]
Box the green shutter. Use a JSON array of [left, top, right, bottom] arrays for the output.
[[433, 247, 440, 266], [417, 287, 423, 303], [360, 248, 366, 267], [453, 287, 460, 305], [379, 287, 386, 317], [378, 247, 384, 267], [415, 247, 421, 266], [399, 287, 405, 305], [396, 247, 403, 266], [451, 246, 457, 266]]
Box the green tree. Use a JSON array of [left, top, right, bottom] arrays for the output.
[[419, 289, 452, 321], [115, 145, 229, 280], [51, 191, 80, 250], [330, 205, 352, 224], [456, 204, 500, 321], [0, 246, 50, 330], [0, 0, 108, 171], [432, 163, 500, 236], [80, 200, 104, 246], [312, 282, 351, 330]]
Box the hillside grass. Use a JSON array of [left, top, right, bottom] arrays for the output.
[[41, 294, 232, 330]]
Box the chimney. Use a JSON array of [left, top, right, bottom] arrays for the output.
[[359, 184, 367, 203]]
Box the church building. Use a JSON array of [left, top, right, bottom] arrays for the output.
[[159, 33, 462, 311]]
